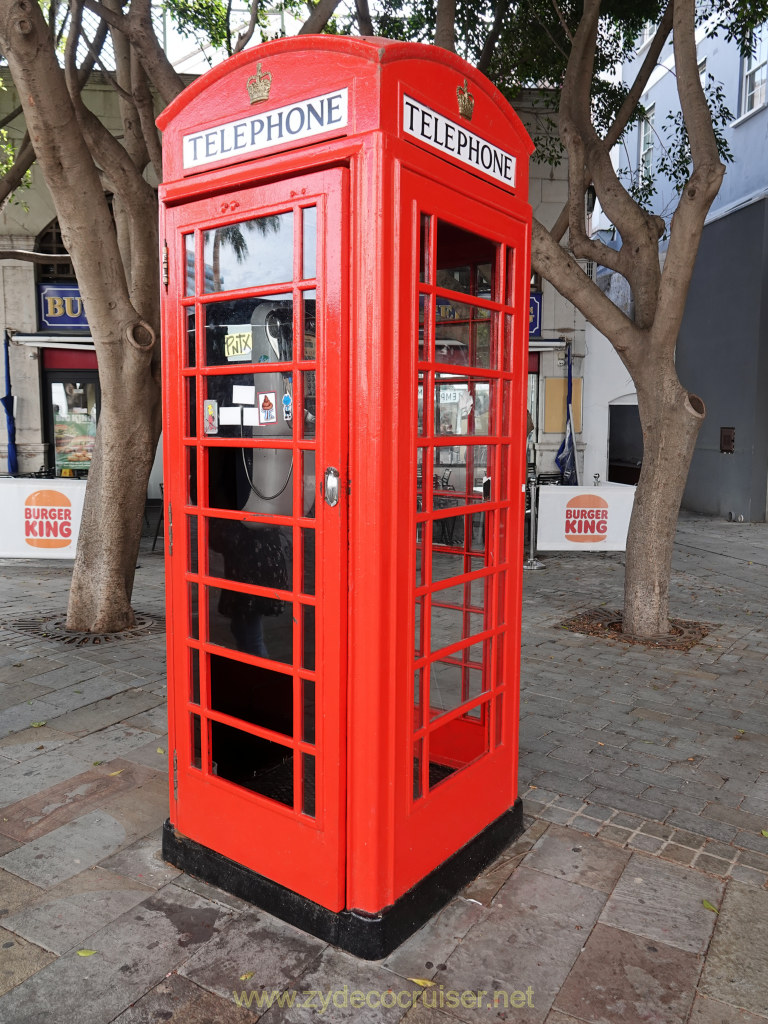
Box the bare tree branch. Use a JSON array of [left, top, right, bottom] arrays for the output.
[[299, 0, 344, 35], [0, 135, 34, 210], [531, 218, 641, 363], [550, 0, 573, 45], [435, 0, 456, 51], [477, 0, 506, 74], [604, 2, 674, 150], [654, 0, 724, 346], [132, 50, 162, 181], [354, 0, 374, 37], [233, 0, 261, 54]]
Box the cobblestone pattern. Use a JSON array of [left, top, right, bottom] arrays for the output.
[[519, 514, 768, 874]]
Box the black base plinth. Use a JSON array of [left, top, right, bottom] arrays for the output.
[[162, 797, 523, 960]]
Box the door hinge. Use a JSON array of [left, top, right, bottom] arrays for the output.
[[173, 749, 178, 800], [167, 501, 173, 555], [162, 240, 169, 289]]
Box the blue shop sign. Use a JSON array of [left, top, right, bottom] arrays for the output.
[[38, 284, 89, 331], [529, 292, 542, 337]]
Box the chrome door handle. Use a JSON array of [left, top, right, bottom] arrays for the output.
[[324, 467, 340, 507]]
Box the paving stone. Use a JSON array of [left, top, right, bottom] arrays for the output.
[[253, 945, 416, 1023], [728, 864, 768, 887], [0, 870, 44, 923], [700, 881, 768, 1016], [179, 908, 327, 1003], [688, 994, 768, 1024], [523, 825, 630, 893], [462, 853, 526, 906], [627, 832, 665, 853], [111, 972, 259, 1023], [695, 853, 732, 877], [0, 699, 63, 740], [384, 898, 487, 980], [100, 829, 182, 889], [599, 854, 724, 954], [0, 725, 72, 762], [0, 760, 158, 842], [0, 810, 127, 888], [0, 883, 233, 1024], [666, 811, 739, 845], [1, 866, 154, 954], [553, 924, 700, 1024], [0, 749, 98, 811], [45, 689, 165, 737], [433, 868, 607, 1024], [0, 925, 55, 996], [598, 825, 631, 846], [660, 844, 698, 867], [64, 724, 161, 766]]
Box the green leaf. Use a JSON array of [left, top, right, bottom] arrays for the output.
[[702, 899, 719, 914], [761, 830, 768, 838], [408, 978, 436, 988], [31, 722, 46, 728], [240, 971, 254, 980], [77, 949, 97, 957]]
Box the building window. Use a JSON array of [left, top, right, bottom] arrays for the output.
[[640, 22, 655, 47], [639, 105, 655, 182], [698, 57, 707, 88], [743, 23, 768, 114]]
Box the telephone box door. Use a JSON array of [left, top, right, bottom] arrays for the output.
[[163, 168, 348, 910]]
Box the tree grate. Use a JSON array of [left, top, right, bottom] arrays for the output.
[[4, 613, 164, 647], [559, 608, 712, 651]]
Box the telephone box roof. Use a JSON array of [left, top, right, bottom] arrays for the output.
[[158, 35, 534, 189]]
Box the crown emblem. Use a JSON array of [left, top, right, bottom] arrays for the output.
[[247, 63, 273, 104], [457, 78, 475, 121]]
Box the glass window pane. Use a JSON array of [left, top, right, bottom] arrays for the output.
[[191, 713, 202, 769], [434, 378, 495, 437], [302, 208, 317, 280], [207, 447, 294, 517], [51, 379, 97, 474], [414, 598, 424, 657], [301, 291, 317, 361], [202, 372, 294, 440], [431, 585, 485, 652], [207, 586, 293, 664], [302, 679, 315, 743], [494, 693, 504, 747], [184, 234, 195, 296], [185, 446, 197, 506], [186, 307, 196, 367], [302, 752, 316, 817], [203, 212, 293, 293], [301, 371, 316, 435], [204, 294, 293, 366], [302, 528, 315, 595], [301, 451, 316, 518], [419, 213, 431, 284], [187, 515, 198, 574], [413, 669, 424, 730], [190, 648, 200, 705], [436, 220, 497, 297], [210, 720, 293, 806], [209, 653, 293, 736], [186, 377, 197, 438], [188, 583, 199, 640], [302, 604, 315, 671], [208, 518, 291, 591]]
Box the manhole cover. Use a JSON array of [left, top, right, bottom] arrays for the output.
[[5, 613, 163, 647], [560, 608, 711, 651]]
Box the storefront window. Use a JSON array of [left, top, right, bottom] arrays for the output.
[[46, 372, 100, 477]]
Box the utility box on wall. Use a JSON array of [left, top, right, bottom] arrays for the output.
[[158, 35, 533, 958]]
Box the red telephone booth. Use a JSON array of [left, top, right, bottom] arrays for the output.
[[158, 35, 533, 958]]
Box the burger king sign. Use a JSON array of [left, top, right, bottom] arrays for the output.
[[536, 483, 635, 551], [0, 480, 87, 558]]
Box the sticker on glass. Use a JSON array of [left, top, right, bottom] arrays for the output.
[[258, 392, 277, 425], [282, 393, 293, 422], [224, 325, 252, 362], [204, 399, 218, 435]]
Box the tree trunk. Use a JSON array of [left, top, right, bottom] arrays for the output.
[[66, 333, 161, 632], [623, 356, 705, 636]]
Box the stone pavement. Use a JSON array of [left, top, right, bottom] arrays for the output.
[[0, 512, 766, 1023]]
